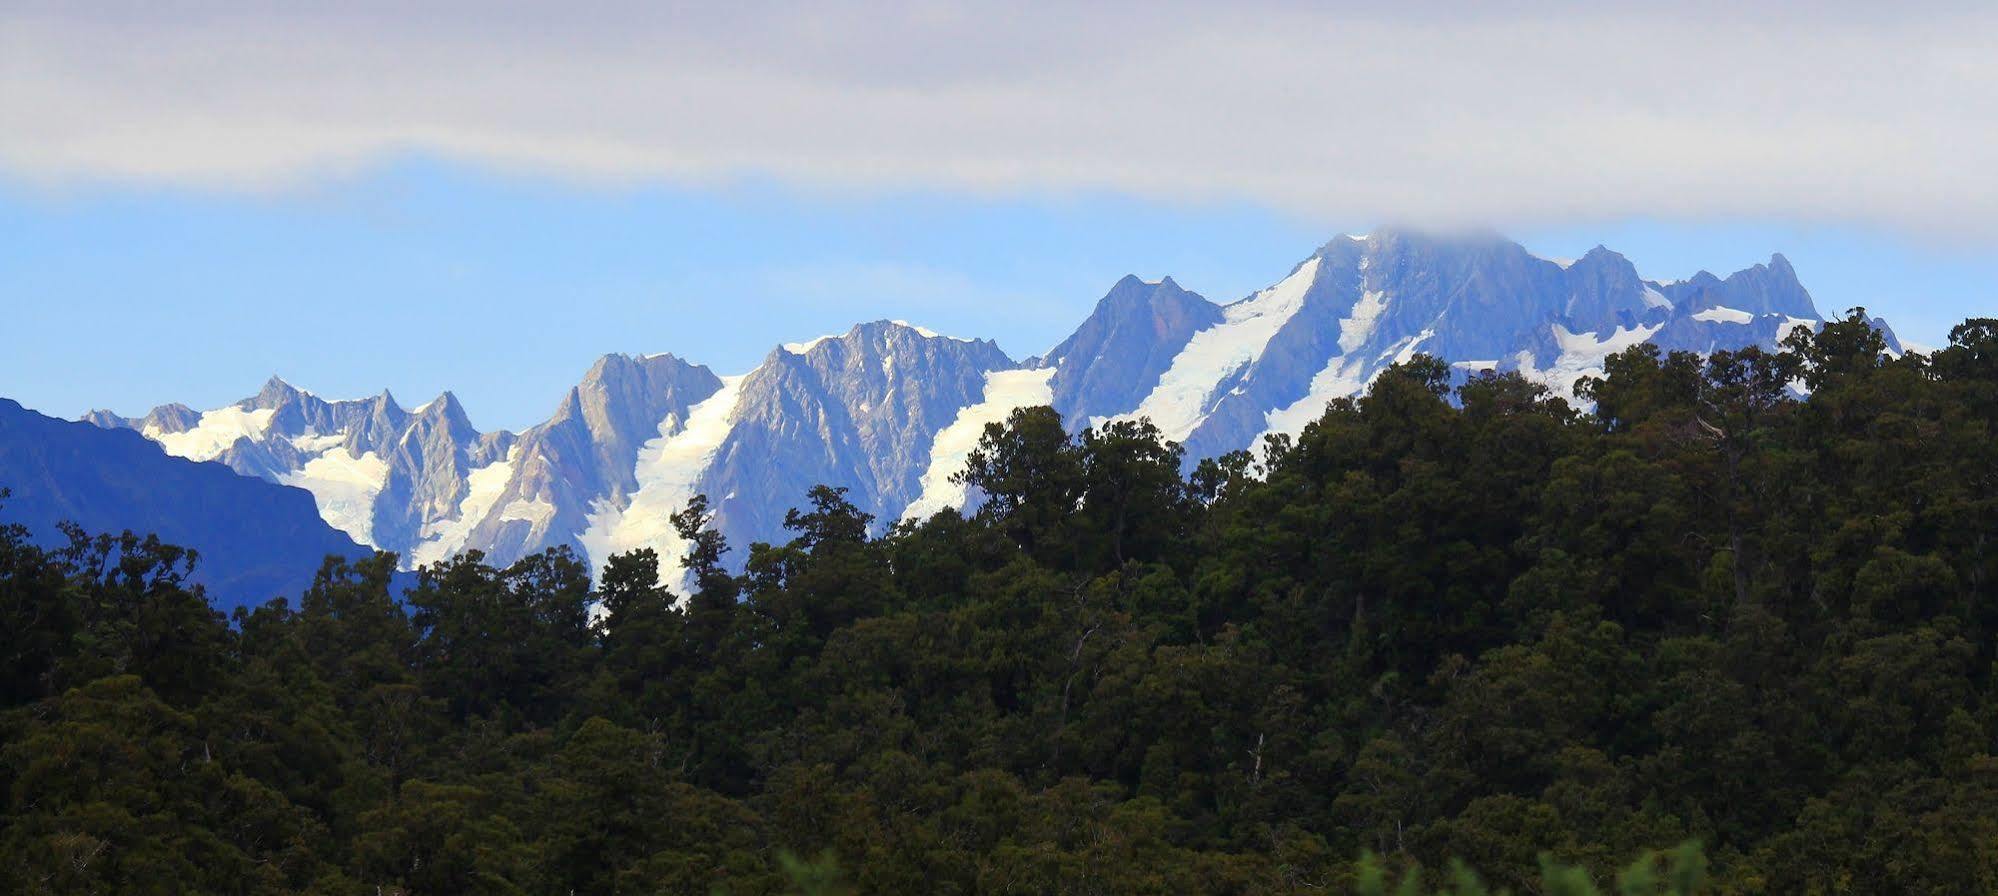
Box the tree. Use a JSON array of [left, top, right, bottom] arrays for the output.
[[958, 405, 1085, 566]]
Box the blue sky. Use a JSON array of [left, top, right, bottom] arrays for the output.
[[4, 3, 1994, 431]]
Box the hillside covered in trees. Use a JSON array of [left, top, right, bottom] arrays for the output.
[[4, 313, 1997, 894]]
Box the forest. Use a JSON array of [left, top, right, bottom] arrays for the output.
[[4, 312, 1997, 894]]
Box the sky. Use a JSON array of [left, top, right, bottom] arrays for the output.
[[3, 2, 1994, 431]]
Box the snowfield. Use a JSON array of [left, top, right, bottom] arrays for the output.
[[1115, 257, 1322, 441], [278, 447, 390, 547], [580, 373, 749, 590], [146, 406, 276, 462], [901, 367, 1056, 522]]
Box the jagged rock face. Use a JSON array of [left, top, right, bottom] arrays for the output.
[[1560, 246, 1669, 333], [465, 353, 723, 569], [1661, 254, 1817, 320], [1042, 275, 1223, 425], [1079, 232, 1590, 457], [572, 321, 1017, 587], [700, 321, 1013, 550], [78, 230, 1899, 584]]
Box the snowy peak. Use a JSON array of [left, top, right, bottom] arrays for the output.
[[779, 319, 999, 361], [781, 318, 989, 358], [712, 319, 1016, 536], [577, 318, 1019, 587], [464, 351, 726, 570], [83, 375, 488, 553], [1, 398, 375, 612], [1150, 229, 1576, 454], [1060, 228, 1865, 459]]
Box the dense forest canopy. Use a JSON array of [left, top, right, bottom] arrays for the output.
[[4, 312, 1998, 894]]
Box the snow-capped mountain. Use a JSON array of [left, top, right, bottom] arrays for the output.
[[81, 229, 1890, 582], [1059, 231, 1895, 460], [4, 398, 376, 611], [579, 320, 1014, 576], [84, 379, 516, 559], [450, 352, 722, 570]]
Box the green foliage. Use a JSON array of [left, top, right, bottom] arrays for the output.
[[4, 314, 1998, 893]]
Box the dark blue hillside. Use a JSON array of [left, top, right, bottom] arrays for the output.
[[0, 397, 381, 612]]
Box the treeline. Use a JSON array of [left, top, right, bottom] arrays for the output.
[[3, 312, 1997, 894]]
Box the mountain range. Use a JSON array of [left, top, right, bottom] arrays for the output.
[[71, 229, 1898, 584], [0, 398, 373, 609]]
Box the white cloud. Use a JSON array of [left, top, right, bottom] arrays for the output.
[[4, 1, 1996, 236]]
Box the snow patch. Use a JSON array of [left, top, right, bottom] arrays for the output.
[[783, 334, 837, 354], [900, 368, 1056, 522], [146, 406, 276, 461], [1641, 286, 1673, 310], [1518, 323, 1663, 402], [498, 498, 556, 526], [289, 432, 347, 454], [1454, 360, 1501, 372], [1259, 272, 1426, 441], [891, 320, 976, 343], [579, 373, 749, 591], [1692, 306, 1754, 324], [1339, 290, 1390, 354], [1114, 257, 1322, 441], [278, 448, 390, 547], [1388, 329, 1437, 365], [1553, 322, 1659, 357], [1261, 326, 1432, 438]]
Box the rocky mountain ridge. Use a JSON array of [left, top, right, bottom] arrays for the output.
[[82, 230, 1895, 580]]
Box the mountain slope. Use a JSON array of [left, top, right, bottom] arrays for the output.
[[0, 398, 373, 611], [1070, 230, 1896, 459], [457, 352, 724, 570], [580, 321, 1016, 578], [1040, 275, 1223, 426]]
